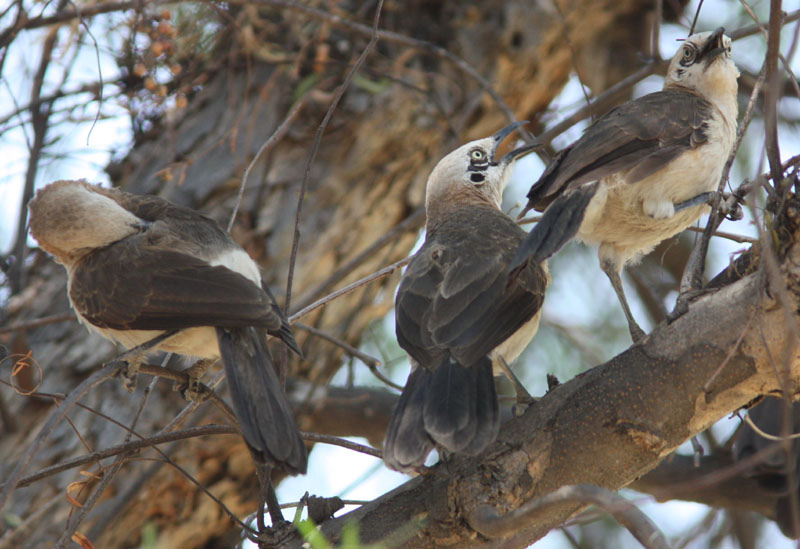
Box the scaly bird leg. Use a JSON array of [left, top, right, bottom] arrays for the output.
[[496, 356, 536, 417], [674, 191, 743, 220], [600, 258, 647, 344], [670, 188, 746, 322]]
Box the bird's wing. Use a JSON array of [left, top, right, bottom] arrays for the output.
[[395, 207, 547, 368], [528, 90, 713, 209], [70, 234, 281, 332]]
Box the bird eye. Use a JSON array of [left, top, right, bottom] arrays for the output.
[[682, 46, 695, 63], [470, 149, 486, 161]]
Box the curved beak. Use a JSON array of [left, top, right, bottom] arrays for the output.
[[498, 143, 540, 166], [699, 27, 726, 68], [491, 121, 527, 160]]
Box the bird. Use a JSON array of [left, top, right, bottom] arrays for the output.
[[28, 179, 308, 475], [512, 28, 740, 342], [383, 122, 554, 473]]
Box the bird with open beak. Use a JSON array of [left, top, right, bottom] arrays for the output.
[[28, 180, 308, 476], [512, 28, 739, 342], [383, 123, 553, 472]]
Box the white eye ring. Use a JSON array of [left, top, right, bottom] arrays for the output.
[[471, 149, 485, 160]]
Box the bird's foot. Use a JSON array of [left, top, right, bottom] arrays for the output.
[[629, 323, 648, 345], [175, 358, 214, 403], [668, 288, 718, 323], [110, 359, 141, 393], [250, 519, 297, 546], [673, 191, 744, 221], [719, 191, 744, 221], [512, 395, 540, 417]]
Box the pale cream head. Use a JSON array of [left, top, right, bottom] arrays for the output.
[[29, 179, 141, 266], [665, 28, 739, 115], [424, 123, 535, 220]]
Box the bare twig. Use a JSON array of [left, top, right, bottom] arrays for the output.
[[284, 0, 384, 312], [294, 322, 381, 368], [688, 0, 705, 35], [292, 207, 424, 311], [466, 485, 669, 549], [744, 413, 800, 441], [228, 95, 309, 232], [683, 225, 756, 243], [2, 425, 238, 490], [763, 0, 785, 188], [9, 19, 62, 294], [301, 432, 382, 458], [289, 256, 411, 321], [0, 312, 76, 334]]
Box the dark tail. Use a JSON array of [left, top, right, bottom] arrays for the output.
[[218, 326, 308, 474], [510, 181, 599, 269], [383, 367, 435, 472], [262, 284, 302, 357], [383, 357, 498, 472]]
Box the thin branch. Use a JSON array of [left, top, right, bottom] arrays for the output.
[[0, 1, 140, 44], [9, 17, 62, 294], [228, 94, 309, 232], [683, 225, 756, 243], [292, 207, 424, 312], [3, 425, 238, 490], [0, 312, 76, 334], [466, 485, 669, 549], [763, 0, 785, 188], [689, 0, 705, 35], [289, 256, 410, 322], [294, 322, 403, 390], [744, 413, 800, 441], [284, 0, 384, 312], [294, 322, 380, 368], [301, 432, 382, 458]]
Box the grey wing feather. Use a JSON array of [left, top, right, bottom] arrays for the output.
[[71, 237, 281, 332], [527, 90, 712, 210], [396, 207, 547, 368]]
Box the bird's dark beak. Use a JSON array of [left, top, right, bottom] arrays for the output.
[[491, 120, 532, 163], [699, 27, 726, 67], [498, 143, 540, 166]]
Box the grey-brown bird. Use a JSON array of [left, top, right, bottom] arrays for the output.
[[28, 180, 307, 475], [513, 28, 739, 342], [383, 123, 552, 472]]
